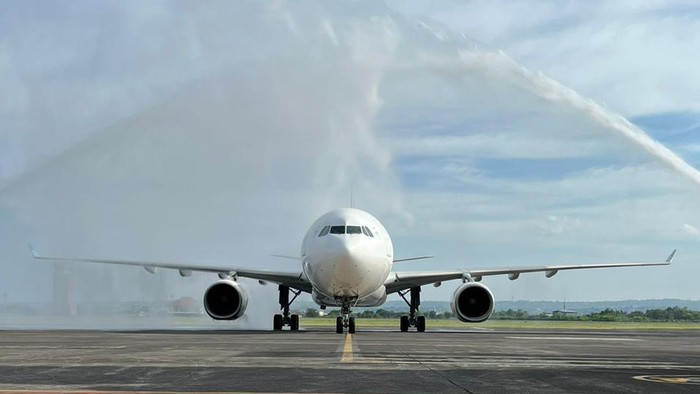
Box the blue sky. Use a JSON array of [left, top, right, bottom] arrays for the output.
[[1, 1, 699, 311]]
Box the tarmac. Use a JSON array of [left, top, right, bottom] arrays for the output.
[[0, 328, 698, 393]]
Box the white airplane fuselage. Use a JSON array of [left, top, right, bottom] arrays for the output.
[[301, 208, 393, 307]]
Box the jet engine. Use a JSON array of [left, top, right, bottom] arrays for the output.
[[451, 282, 494, 323], [203, 280, 248, 320]]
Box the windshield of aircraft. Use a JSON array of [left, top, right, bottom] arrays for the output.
[[320, 225, 374, 237]]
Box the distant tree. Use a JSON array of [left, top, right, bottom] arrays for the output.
[[375, 309, 390, 318], [304, 308, 319, 318], [359, 310, 375, 318], [628, 311, 647, 322], [645, 308, 666, 321]]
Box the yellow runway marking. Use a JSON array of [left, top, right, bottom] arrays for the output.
[[340, 333, 353, 363]]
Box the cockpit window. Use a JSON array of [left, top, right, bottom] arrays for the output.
[[324, 225, 374, 236], [329, 225, 345, 234], [346, 226, 362, 235]]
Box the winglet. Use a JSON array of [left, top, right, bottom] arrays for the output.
[[28, 242, 39, 258], [666, 249, 677, 263]]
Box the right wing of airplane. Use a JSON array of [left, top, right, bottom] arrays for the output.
[[385, 250, 676, 294], [29, 243, 312, 293]]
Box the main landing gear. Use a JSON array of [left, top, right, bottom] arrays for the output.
[[398, 287, 426, 332], [335, 300, 356, 334], [273, 285, 301, 331]]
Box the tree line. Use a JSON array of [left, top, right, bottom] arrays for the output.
[[302, 306, 700, 322], [495, 306, 700, 322]]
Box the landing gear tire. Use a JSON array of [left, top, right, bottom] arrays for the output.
[[348, 317, 356, 334], [273, 314, 283, 331], [417, 315, 426, 332], [336, 316, 344, 334], [400, 315, 409, 332], [276, 285, 302, 331], [290, 314, 300, 331], [399, 287, 423, 332]]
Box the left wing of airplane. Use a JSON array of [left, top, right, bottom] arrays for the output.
[[29, 244, 312, 293], [384, 250, 676, 294]]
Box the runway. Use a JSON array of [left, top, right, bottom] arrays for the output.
[[0, 329, 698, 393]]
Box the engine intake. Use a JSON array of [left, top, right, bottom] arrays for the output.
[[203, 280, 248, 320], [451, 282, 494, 323]]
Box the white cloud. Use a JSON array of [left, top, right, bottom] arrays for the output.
[[391, 1, 700, 116], [684, 223, 700, 239], [390, 132, 614, 160], [684, 144, 700, 153]]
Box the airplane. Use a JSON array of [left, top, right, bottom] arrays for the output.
[[29, 208, 675, 333]]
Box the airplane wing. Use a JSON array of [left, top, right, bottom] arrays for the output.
[[29, 244, 312, 293], [384, 250, 676, 294]]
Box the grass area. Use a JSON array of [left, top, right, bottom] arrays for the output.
[[302, 317, 700, 330]]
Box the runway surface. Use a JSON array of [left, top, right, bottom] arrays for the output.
[[0, 328, 698, 393]]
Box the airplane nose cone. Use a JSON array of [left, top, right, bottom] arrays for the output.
[[328, 236, 362, 265], [326, 237, 366, 295]]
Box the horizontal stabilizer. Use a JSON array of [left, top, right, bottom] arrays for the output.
[[393, 255, 434, 263], [270, 254, 300, 260]]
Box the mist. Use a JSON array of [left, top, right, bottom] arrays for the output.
[[0, 1, 408, 329], [2, 1, 699, 329]]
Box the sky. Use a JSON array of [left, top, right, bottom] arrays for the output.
[[1, 0, 699, 319]]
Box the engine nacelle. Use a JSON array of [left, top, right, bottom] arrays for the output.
[[451, 282, 494, 323], [203, 280, 248, 320]]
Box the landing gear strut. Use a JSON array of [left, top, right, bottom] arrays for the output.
[[335, 300, 356, 334], [273, 285, 301, 331], [398, 287, 425, 332]]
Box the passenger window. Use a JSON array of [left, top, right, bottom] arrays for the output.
[[330, 225, 345, 234], [347, 226, 362, 235], [363, 226, 374, 237], [318, 226, 330, 237]]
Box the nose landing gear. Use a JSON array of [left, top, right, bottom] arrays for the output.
[[398, 287, 425, 332], [335, 315, 356, 334], [335, 299, 356, 334], [273, 285, 302, 331]]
